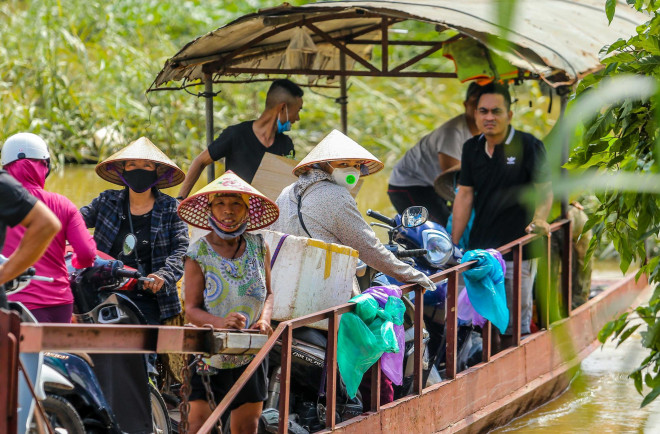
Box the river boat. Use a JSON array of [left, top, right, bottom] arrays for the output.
[[0, 2, 651, 433], [146, 2, 651, 432]]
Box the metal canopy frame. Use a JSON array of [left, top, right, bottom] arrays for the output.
[[145, 1, 645, 206], [149, 11, 544, 91]]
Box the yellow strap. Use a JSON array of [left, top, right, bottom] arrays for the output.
[[307, 239, 359, 279]]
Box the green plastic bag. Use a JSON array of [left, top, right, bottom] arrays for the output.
[[337, 294, 405, 398]]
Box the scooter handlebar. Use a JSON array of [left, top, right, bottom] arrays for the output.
[[396, 249, 428, 258], [114, 268, 142, 279], [366, 209, 397, 228]]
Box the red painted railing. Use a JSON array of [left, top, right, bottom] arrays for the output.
[[0, 219, 571, 433], [198, 219, 572, 433]]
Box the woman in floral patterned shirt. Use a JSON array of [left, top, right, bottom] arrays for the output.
[[177, 170, 279, 434]]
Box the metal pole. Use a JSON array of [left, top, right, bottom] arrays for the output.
[[559, 90, 570, 218], [204, 74, 216, 182], [278, 325, 292, 434], [445, 271, 458, 380], [413, 285, 424, 392], [326, 311, 338, 429], [0, 310, 21, 434], [339, 52, 348, 134], [512, 245, 522, 346]]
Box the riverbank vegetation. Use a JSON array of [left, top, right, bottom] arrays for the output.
[[575, 0, 660, 408], [1, 0, 556, 169]]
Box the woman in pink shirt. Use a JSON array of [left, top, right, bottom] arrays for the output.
[[1, 133, 96, 323]]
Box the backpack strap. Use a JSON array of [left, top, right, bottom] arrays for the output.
[[296, 193, 313, 238]]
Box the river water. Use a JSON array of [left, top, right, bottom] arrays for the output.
[[45, 163, 397, 215], [45, 164, 658, 432], [493, 310, 660, 433]]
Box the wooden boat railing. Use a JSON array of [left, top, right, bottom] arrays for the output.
[[196, 218, 572, 433], [0, 219, 572, 434]]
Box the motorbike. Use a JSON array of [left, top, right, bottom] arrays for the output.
[[3, 245, 172, 433], [256, 207, 441, 433], [0, 257, 58, 434], [259, 326, 363, 434], [65, 245, 172, 434], [365, 207, 482, 383], [10, 300, 121, 434]]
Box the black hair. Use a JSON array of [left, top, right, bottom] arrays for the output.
[[465, 81, 482, 101], [265, 79, 304, 109], [475, 82, 512, 110], [268, 79, 304, 98]]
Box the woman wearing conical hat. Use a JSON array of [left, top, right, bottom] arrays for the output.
[[271, 129, 436, 294], [177, 171, 278, 433], [80, 136, 189, 325]]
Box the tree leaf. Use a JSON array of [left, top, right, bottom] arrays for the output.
[[642, 385, 660, 407], [632, 371, 644, 394], [599, 319, 618, 343], [606, 0, 617, 23], [617, 324, 641, 347]]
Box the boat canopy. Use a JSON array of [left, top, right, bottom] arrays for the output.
[[148, 0, 647, 91]]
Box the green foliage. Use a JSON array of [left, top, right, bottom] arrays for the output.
[[0, 0, 555, 170], [577, 1, 660, 407]]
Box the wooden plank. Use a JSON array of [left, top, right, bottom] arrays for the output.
[[250, 152, 299, 201], [251, 152, 364, 202]]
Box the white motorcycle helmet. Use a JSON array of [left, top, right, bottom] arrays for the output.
[[1, 133, 51, 175]]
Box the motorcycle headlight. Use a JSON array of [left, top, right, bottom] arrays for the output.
[[422, 230, 453, 267]]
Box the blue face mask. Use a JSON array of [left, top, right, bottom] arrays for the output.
[[276, 105, 291, 133]]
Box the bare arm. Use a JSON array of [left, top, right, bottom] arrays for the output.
[[0, 201, 61, 284], [525, 182, 554, 235], [438, 153, 460, 172], [66, 205, 97, 268], [250, 245, 273, 336], [184, 257, 246, 329], [178, 149, 214, 199], [451, 185, 474, 245]]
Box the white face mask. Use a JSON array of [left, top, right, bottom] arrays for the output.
[[332, 167, 360, 190]]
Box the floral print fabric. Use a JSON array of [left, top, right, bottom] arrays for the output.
[[186, 232, 267, 368]]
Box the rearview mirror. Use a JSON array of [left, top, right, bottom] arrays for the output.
[[123, 234, 137, 257], [401, 206, 428, 228]]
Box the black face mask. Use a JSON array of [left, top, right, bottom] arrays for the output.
[[121, 169, 158, 193]]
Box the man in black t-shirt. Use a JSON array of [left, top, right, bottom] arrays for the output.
[[0, 170, 61, 307], [178, 79, 304, 197], [451, 83, 553, 347]]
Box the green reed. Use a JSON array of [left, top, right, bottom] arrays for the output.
[[0, 0, 555, 169]]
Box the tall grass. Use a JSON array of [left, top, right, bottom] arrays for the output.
[[0, 0, 557, 168]]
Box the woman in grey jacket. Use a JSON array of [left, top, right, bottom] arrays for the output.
[[271, 129, 435, 293]]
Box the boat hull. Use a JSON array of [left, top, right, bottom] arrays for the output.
[[327, 273, 648, 433]]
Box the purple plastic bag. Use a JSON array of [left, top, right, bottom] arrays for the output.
[[457, 288, 487, 327], [486, 249, 506, 275], [363, 285, 405, 385]]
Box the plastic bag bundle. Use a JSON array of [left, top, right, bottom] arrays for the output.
[[461, 249, 509, 334], [337, 292, 405, 398], [363, 285, 406, 385], [457, 287, 487, 328], [283, 28, 317, 69]]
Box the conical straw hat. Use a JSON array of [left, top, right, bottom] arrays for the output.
[[292, 129, 384, 177], [177, 171, 279, 231], [95, 137, 185, 189], [433, 164, 461, 202]]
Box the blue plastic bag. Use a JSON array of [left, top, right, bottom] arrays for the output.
[[461, 249, 509, 334]]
